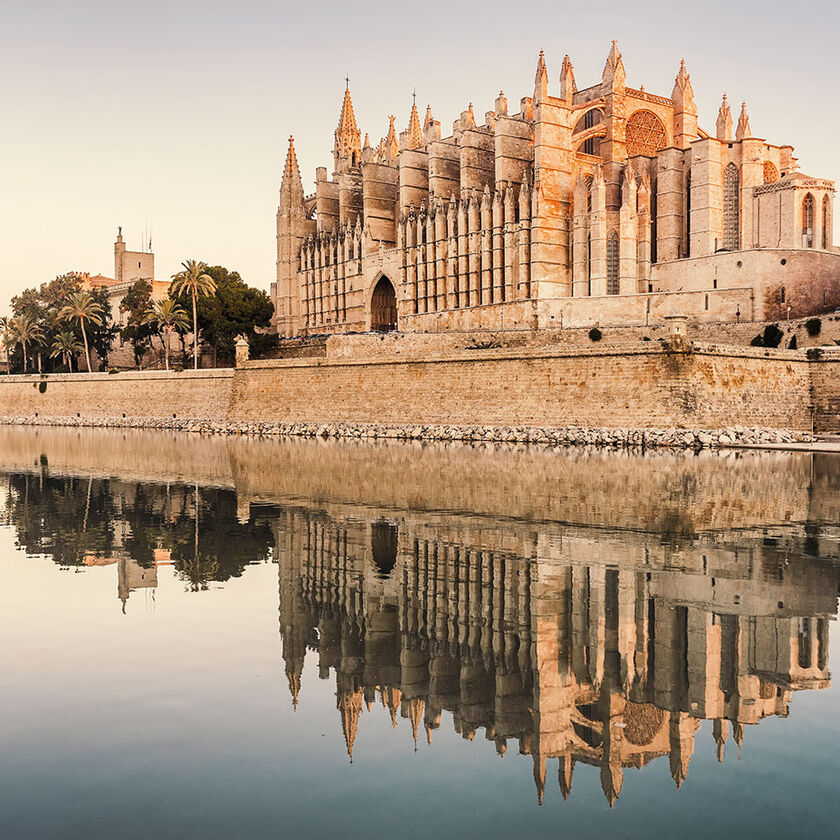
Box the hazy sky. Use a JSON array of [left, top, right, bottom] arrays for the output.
[[1, 0, 837, 312]]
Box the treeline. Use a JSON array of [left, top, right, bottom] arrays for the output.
[[1, 261, 276, 373]]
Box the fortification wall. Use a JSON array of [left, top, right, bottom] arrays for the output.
[[0, 343, 834, 436], [0, 369, 233, 421], [231, 343, 815, 432]]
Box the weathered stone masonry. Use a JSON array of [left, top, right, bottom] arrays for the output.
[[0, 344, 837, 435]]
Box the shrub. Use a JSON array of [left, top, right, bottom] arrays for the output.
[[642, 336, 651, 342], [788, 335, 798, 350], [807, 347, 823, 361], [589, 327, 602, 342], [765, 324, 784, 348], [38, 381, 47, 393], [806, 317, 822, 337]]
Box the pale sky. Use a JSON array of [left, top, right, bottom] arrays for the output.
[[1, 0, 837, 313]]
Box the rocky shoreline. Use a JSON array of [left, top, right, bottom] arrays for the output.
[[0, 415, 814, 449]]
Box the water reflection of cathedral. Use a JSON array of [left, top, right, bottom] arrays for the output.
[[277, 510, 837, 805]]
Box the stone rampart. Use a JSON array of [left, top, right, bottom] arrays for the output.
[[0, 342, 836, 436], [0, 369, 233, 421], [232, 343, 816, 432]]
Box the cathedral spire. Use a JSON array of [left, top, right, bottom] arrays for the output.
[[334, 84, 362, 166], [672, 59, 695, 109], [560, 54, 577, 103], [383, 115, 399, 161], [602, 40, 626, 90], [534, 49, 549, 103], [558, 755, 574, 800], [280, 136, 303, 193], [716, 94, 733, 142], [736, 101, 752, 140], [406, 101, 424, 150]]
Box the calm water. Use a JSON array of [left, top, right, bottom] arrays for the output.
[[1, 427, 839, 839]]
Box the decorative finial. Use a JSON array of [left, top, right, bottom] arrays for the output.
[[412, 88, 417, 106], [345, 73, 350, 91]]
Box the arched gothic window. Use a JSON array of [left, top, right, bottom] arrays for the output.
[[723, 163, 740, 251], [823, 195, 831, 249], [606, 231, 619, 295], [763, 162, 779, 184], [582, 109, 597, 156], [803, 193, 814, 248]]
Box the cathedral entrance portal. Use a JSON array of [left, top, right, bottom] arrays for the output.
[[370, 276, 397, 332]]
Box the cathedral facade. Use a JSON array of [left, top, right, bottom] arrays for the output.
[[273, 43, 839, 337]]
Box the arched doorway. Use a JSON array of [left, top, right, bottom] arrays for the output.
[[370, 275, 397, 332]]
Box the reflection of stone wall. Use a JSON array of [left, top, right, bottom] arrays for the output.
[[2, 427, 839, 535], [277, 505, 837, 804]]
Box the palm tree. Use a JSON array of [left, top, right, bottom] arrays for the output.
[[170, 260, 216, 369], [59, 291, 103, 372], [50, 330, 83, 372], [0, 316, 12, 372], [145, 298, 190, 371], [7, 314, 44, 373]]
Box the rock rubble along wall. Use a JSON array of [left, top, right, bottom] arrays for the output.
[[0, 369, 234, 422], [230, 343, 816, 432]]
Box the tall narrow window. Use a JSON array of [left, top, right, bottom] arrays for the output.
[[606, 231, 619, 295], [582, 109, 597, 156], [587, 233, 592, 296], [685, 172, 691, 258], [823, 195, 831, 249], [651, 185, 658, 264], [803, 193, 814, 248], [723, 163, 740, 250]]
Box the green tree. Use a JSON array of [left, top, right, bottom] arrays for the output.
[[196, 266, 276, 365], [145, 298, 190, 370], [7, 314, 44, 373], [170, 259, 216, 370], [85, 287, 119, 370], [60, 291, 104, 372], [50, 330, 84, 371], [119, 279, 155, 367]]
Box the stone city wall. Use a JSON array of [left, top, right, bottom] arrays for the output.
[[231, 343, 816, 432], [0, 369, 233, 421], [0, 342, 836, 435]]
